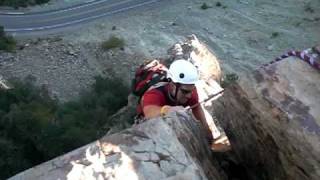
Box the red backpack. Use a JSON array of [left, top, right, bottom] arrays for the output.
[[131, 60, 168, 97]]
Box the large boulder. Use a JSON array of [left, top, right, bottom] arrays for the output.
[[213, 56, 320, 179], [9, 112, 224, 180]]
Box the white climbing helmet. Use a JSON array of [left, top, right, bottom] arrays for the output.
[[168, 59, 199, 84]]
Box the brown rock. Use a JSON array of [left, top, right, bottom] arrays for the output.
[[213, 56, 320, 179]]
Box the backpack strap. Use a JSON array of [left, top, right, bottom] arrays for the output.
[[136, 82, 168, 118], [137, 81, 168, 105], [154, 82, 178, 106], [136, 72, 167, 96], [146, 81, 168, 92]]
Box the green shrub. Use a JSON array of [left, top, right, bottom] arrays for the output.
[[0, 77, 58, 179], [304, 4, 314, 13], [0, 26, 16, 52], [271, 32, 279, 38], [0, 75, 129, 179], [101, 35, 125, 50], [221, 73, 239, 88], [201, 3, 211, 10], [0, 36, 16, 52], [0, 138, 32, 179], [0, 26, 5, 37]]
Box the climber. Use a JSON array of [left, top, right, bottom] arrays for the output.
[[138, 59, 230, 151]]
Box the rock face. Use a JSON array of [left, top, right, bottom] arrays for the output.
[[9, 112, 223, 180], [213, 57, 320, 179]]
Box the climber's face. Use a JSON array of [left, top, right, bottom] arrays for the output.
[[171, 83, 195, 104]]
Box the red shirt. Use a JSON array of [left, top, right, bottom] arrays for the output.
[[138, 84, 199, 116]]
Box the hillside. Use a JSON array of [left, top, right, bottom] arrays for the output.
[[1, 0, 319, 101]]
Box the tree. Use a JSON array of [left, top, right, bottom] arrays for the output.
[[0, 25, 16, 52], [0, 76, 130, 179]]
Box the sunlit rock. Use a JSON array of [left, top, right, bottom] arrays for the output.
[[9, 113, 224, 180]]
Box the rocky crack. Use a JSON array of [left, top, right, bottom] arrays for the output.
[[134, 150, 171, 168]]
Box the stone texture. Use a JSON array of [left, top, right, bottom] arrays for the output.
[[0, 75, 10, 90], [213, 56, 320, 179], [9, 112, 223, 180]]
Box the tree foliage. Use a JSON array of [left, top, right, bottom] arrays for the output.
[[200, 3, 211, 10], [221, 73, 239, 88], [0, 75, 129, 179], [101, 35, 125, 50]]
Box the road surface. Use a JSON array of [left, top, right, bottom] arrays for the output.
[[0, 0, 161, 33]]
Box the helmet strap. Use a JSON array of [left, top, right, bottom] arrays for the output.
[[173, 83, 181, 104], [168, 82, 180, 105]]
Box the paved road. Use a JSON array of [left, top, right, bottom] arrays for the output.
[[0, 0, 161, 33]]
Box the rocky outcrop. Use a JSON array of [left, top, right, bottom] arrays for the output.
[[9, 112, 224, 180], [167, 34, 222, 82], [0, 75, 10, 89], [213, 56, 320, 179]]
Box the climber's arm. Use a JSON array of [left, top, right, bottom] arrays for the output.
[[192, 105, 213, 139]]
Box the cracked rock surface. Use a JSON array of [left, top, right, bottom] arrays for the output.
[[213, 56, 320, 180], [9, 113, 223, 180]]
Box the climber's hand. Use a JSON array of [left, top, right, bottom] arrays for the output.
[[160, 105, 191, 120], [161, 105, 185, 116], [210, 135, 232, 152], [168, 106, 185, 113]]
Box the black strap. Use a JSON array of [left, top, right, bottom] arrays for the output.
[[174, 83, 180, 103]]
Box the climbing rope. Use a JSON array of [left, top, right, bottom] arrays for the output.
[[260, 47, 320, 71]]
